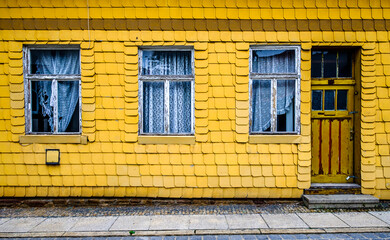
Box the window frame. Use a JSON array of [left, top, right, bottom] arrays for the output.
[[23, 45, 82, 135], [249, 45, 301, 135], [138, 47, 195, 136]]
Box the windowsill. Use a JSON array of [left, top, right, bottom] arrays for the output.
[[249, 135, 301, 144], [138, 135, 195, 145], [19, 135, 88, 145]]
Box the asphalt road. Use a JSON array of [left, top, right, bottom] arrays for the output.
[[6, 233, 390, 240]]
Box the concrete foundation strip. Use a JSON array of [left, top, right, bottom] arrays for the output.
[[1, 227, 390, 238]]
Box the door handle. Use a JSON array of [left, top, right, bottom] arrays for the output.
[[349, 111, 358, 115]]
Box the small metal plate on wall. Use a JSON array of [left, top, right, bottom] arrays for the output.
[[46, 149, 60, 165]]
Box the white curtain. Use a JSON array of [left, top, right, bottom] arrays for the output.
[[169, 81, 191, 133], [252, 80, 295, 132], [34, 50, 80, 132], [143, 82, 164, 133], [142, 51, 192, 75], [252, 50, 295, 74]]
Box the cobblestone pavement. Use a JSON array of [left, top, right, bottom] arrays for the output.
[[0, 199, 389, 218], [7, 233, 390, 240]]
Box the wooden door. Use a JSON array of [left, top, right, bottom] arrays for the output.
[[311, 86, 355, 183]]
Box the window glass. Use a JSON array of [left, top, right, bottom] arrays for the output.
[[143, 82, 165, 133], [141, 51, 192, 75], [312, 90, 323, 111], [323, 50, 337, 78], [31, 80, 53, 133], [338, 52, 352, 77], [324, 90, 335, 110], [169, 81, 192, 133], [337, 90, 348, 110], [311, 51, 322, 78], [251, 80, 271, 132], [252, 50, 295, 74], [276, 80, 295, 132], [30, 50, 80, 74], [58, 81, 79, 132]]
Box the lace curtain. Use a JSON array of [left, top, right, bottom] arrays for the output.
[[34, 50, 80, 132], [142, 51, 192, 75], [142, 51, 192, 134], [251, 50, 295, 132]]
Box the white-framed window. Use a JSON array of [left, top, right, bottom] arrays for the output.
[[249, 46, 301, 134], [138, 48, 194, 135], [23, 45, 81, 134]]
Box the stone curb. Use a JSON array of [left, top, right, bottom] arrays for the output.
[[1, 227, 390, 238]]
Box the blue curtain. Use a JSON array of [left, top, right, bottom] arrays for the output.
[[34, 50, 80, 132]]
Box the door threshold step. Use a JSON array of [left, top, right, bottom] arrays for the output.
[[304, 183, 361, 195], [302, 194, 380, 209]]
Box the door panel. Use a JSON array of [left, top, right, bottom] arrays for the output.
[[311, 86, 354, 183]]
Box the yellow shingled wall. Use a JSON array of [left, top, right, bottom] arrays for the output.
[[0, 0, 389, 199]]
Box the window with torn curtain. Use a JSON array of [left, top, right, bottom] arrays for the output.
[[250, 46, 301, 134], [139, 48, 194, 135], [24, 46, 81, 134]]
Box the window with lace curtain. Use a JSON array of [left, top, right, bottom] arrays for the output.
[[24, 46, 81, 134], [250, 46, 301, 134], [139, 49, 194, 135]]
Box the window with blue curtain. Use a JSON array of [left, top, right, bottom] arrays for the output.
[[26, 47, 80, 134], [140, 50, 193, 135], [250, 47, 300, 134]]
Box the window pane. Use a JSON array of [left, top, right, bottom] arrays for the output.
[[169, 81, 191, 133], [277, 80, 295, 132], [142, 51, 192, 75], [338, 51, 352, 77], [30, 50, 80, 75], [312, 90, 323, 111], [252, 50, 295, 74], [337, 90, 348, 110], [323, 50, 337, 78], [58, 81, 79, 132], [251, 80, 271, 132], [324, 90, 335, 110], [31, 80, 54, 132], [311, 51, 322, 78], [143, 82, 165, 133]]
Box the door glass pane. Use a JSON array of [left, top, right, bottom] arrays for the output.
[[312, 90, 323, 111], [324, 90, 335, 110], [311, 51, 322, 78], [323, 51, 337, 78], [142, 51, 192, 75], [252, 50, 295, 74], [143, 81, 165, 133], [169, 81, 191, 133], [338, 51, 352, 78], [31, 80, 54, 132], [337, 90, 348, 110], [58, 81, 79, 132], [251, 80, 271, 132]]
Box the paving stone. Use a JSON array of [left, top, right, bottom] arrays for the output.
[[0, 217, 45, 232], [334, 212, 388, 228], [149, 215, 190, 230], [261, 214, 308, 229], [189, 215, 228, 230], [70, 216, 118, 231], [297, 213, 349, 228], [370, 211, 390, 225], [225, 214, 268, 229], [30, 217, 79, 232], [110, 216, 151, 231]]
